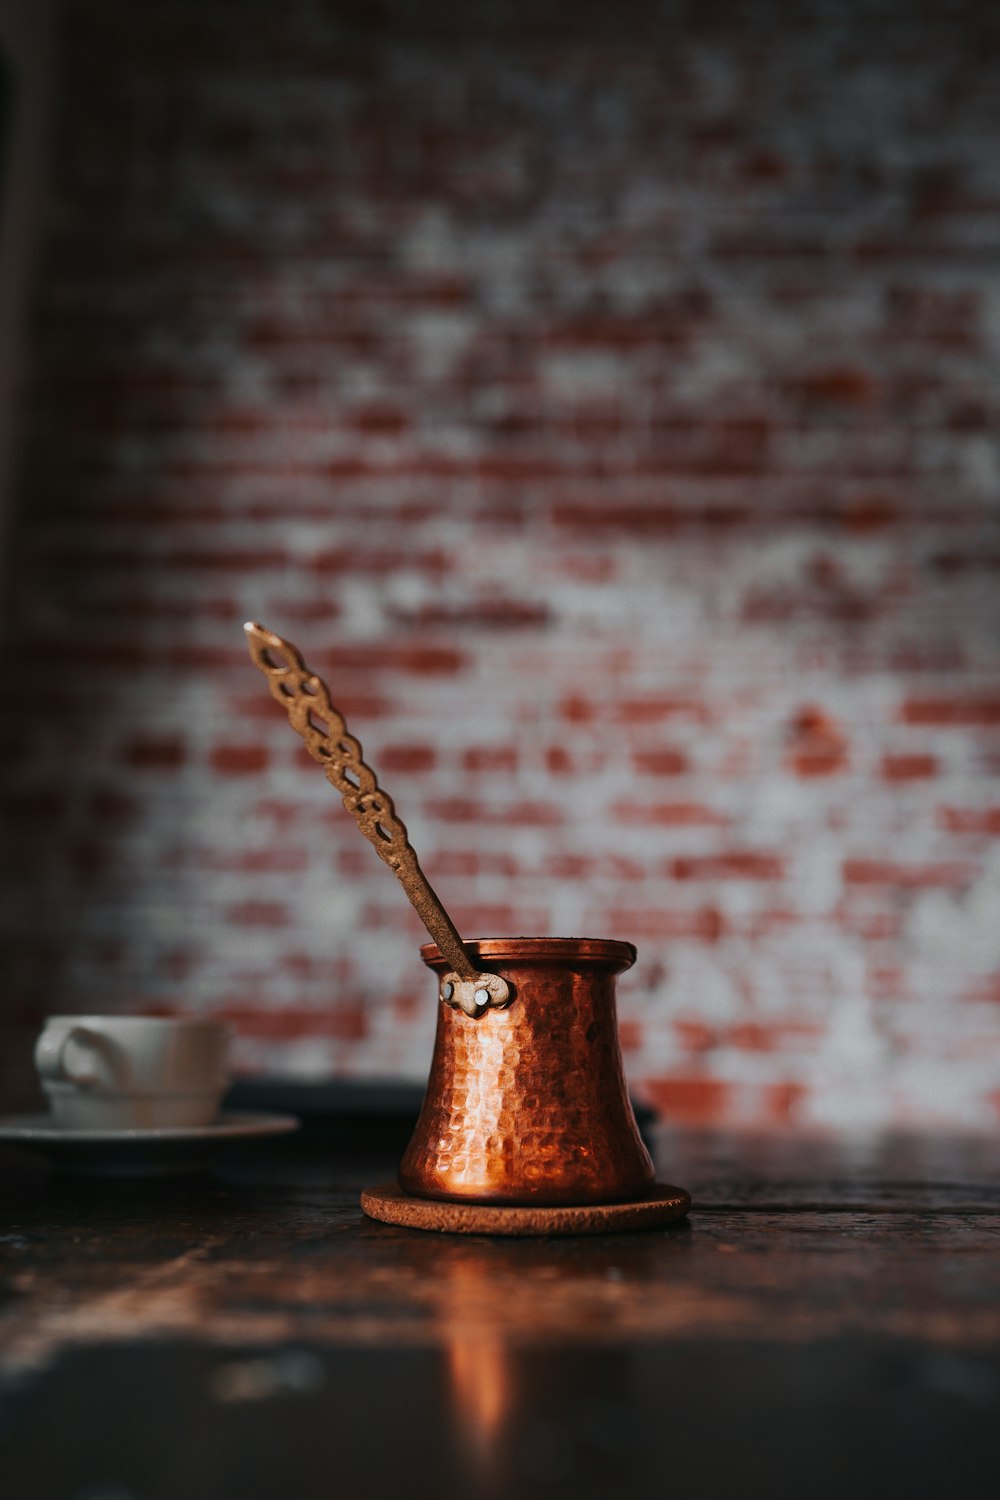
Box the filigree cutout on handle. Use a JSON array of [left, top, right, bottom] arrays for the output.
[[246, 627, 414, 878], [243, 622, 511, 1012]]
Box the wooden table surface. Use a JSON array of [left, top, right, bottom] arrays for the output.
[[2, 1124, 999, 1499]]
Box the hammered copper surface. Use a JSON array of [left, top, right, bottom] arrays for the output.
[[399, 938, 655, 1206]]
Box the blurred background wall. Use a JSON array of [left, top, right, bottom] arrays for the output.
[[1, 0, 998, 1126], [0, 0, 54, 574]]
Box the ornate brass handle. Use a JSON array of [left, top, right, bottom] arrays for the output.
[[243, 622, 510, 1015]]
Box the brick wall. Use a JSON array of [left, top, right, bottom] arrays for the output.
[[2, 0, 999, 1125]]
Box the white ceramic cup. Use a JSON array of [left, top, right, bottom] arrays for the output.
[[34, 1016, 231, 1130]]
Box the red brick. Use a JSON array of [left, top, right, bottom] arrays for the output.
[[394, 600, 550, 630], [552, 502, 752, 533], [309, 548, 451, 577], [558, 695, 595, 724], [786, 706, 850, 778], [607, 907, 726, 941], [320, 645, 467, 676], [475, 454, 565, 481], [423, 850, 479, 879], [643, 1076, 731, 1125], [963, 975, 1000, 1004], [726, 1022, 822, 1053], [348, 403, 411, 435], [615, 801, 728, 826], [901, 699, 1000, 726], [843, 859, 976, 888], [881, 754, 938, 781], [744, 908, 805, 938], [616, 698, 710, 724], [866, 966, 908, 999], [841, 495, 899, 532], [606, 856, 648, 882], [265, 598, 342, 625], [546, 746, 574, 774], [360, 903, 431, 935], [792, 751, 849, 781], [545, 313, 706, 351], [544, 854, 595, 881], [382, 645, 466, 676], [673, 1020, 716, 1051], [392, 992, 425, 1023], [762, 1082, 808, 1124], [336, 848, 371, 876], [789, 365, 878, 406], [463, 746, 519, 773], [618, 1019, 643, 1052], [631, 749, 690, 776], [671, 853, 785, 881], [377, 745, 437, 774], [554, 554, 617, 583], [424, 851, 520, 879], [339, 273, 470, 308], [279, 954, 354, 984], [938, 807, 1000, 834], [210, 745, 269, 775], [836, 908, 902, 941], [425, 799, 563, 826]]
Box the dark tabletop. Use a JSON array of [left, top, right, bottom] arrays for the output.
[[2, 1124, 999, 1500]]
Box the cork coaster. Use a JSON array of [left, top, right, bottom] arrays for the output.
[[360, 1182, 691, 1237]]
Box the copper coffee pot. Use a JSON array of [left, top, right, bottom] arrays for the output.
[[245, 623, 689, 1234], [402, 937, 653, 1205]]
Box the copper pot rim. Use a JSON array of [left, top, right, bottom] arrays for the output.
[[420, 936, 637, 969]]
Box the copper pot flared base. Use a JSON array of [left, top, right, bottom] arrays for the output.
[[361, 1181, 690, 1237]]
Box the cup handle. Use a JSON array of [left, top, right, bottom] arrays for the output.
[[34, 1026, 107, 1088]]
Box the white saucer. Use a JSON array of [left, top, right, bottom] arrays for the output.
[[0, 1110, 300, 1177]]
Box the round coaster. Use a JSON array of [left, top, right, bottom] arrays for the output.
[[360, 1182, 691, 1237]]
